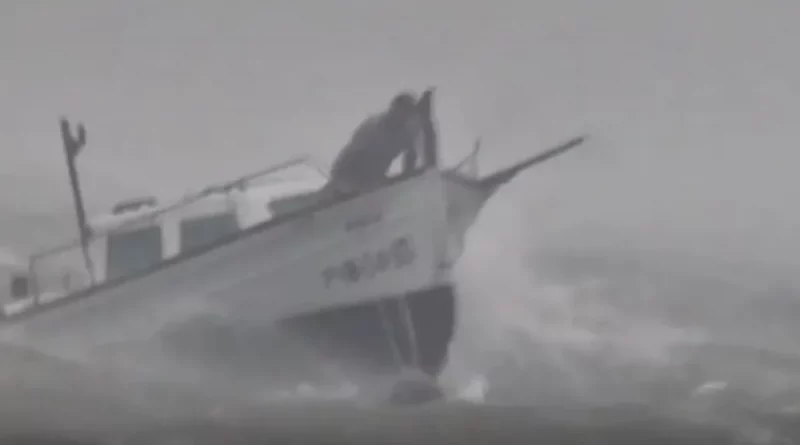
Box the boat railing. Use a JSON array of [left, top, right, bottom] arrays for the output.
[[2, 241, 95, 317], [4, 156, 329, 314], [33, 242, 94, 297], [99, 155, 328, 237]]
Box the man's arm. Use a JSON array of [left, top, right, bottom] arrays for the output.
[[416, 88, 439, 167], [401, 141, 418, 173]]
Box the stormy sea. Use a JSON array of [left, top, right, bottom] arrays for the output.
[[2, 195, 800, 444], [3, 1, 800, 443]]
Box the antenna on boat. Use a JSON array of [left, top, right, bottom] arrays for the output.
[[452, 138, 482, 178], [60, 117, 96, 284]]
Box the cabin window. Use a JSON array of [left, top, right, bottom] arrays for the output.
[[106, 226, 164, 281], [179, 212, 239, 253]]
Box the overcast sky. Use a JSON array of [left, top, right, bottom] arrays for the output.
[[1, 0, 799, 272]]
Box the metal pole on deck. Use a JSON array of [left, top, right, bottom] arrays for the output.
[[60, 117, 96, 285]]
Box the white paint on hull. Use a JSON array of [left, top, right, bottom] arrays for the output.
[[0, 169, 490, 360]]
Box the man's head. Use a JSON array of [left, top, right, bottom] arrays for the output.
[[386, 92, 418, 128]]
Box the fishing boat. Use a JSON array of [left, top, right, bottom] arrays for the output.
[[0, 100, 585, 402]]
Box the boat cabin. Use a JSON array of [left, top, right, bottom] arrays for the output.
[[93, 162, 326, 283], [4, 159, 327, 312]]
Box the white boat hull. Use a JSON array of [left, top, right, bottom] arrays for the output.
[[0, 169, 480, 379]]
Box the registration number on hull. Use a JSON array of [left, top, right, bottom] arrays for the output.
[[321, 236, 416, 288]]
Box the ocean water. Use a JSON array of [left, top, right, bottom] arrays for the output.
[[1, 199, 799, 443]]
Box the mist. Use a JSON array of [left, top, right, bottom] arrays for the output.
[[2, 0, 797, 267], [2, 0, 800, 409]]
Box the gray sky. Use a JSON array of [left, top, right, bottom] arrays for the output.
[[2, 1, 799, 272]]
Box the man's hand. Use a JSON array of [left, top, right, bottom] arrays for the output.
[[402, 141, 419, 173]]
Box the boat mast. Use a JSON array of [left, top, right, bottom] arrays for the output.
[[60, 117, 96, 284]]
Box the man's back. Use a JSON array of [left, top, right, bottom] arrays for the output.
[[330, 109, 420, 190]]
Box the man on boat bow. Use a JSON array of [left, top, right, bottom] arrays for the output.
[[328, 89, 438, 194]]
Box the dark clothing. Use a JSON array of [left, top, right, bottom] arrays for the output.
[[329, 112, 423, 193]]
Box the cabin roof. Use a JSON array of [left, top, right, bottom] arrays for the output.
[[89, 176, 325, 234]]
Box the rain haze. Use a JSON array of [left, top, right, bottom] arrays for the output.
[[1, 0, 800, 430]]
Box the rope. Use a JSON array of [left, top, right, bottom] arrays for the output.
[[397, 295, 420, 368], [376, 294, 421, 373], [377, 299, 404, 369]]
